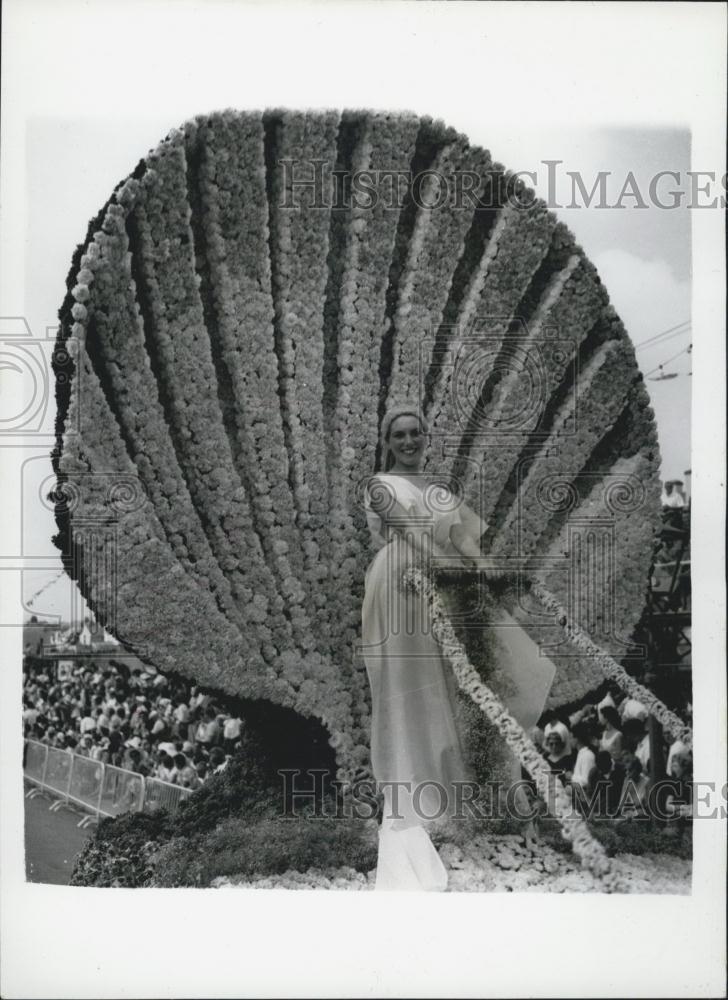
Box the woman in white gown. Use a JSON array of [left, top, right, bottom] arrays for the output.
[[361, 405, 556, 891]]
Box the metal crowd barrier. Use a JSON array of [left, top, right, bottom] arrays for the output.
[[23, 739, 193, 828]]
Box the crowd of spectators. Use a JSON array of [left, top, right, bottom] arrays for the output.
[[533, 686, 693, 828], [23, 657, 245, 790], [23, 656, 693, 831]]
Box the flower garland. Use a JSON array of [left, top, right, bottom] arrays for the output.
[[530, 579, 693, 748], [402, 566, 625, 891]]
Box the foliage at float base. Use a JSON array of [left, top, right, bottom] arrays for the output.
[[151, 814, 378, 889], [54, 109, 663, 781], [70, 746, 374, 888], [70, 767, 691, 890]]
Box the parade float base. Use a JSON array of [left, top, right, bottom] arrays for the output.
[[210, 832, 691, 894], [69, 741, 691, 893]]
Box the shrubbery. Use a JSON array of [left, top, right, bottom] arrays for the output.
[[70, 811, 172, 887], [151, 814, 378, 888], [70, 740, 374, 887]]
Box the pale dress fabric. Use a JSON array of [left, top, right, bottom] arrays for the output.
[[599, 727, 623, 758], [572, 745, 597, 790], [361, 473, 557, 891]]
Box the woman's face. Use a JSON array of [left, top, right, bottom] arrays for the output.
[[546, 734, 565, 756], [387, 415, 427, 471]]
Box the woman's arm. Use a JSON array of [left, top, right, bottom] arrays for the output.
[[446, 497, 511, 579], [454, 497, 489, 547], [447, 499, 486, 567]]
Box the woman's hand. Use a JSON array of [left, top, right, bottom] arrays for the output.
[[448, 522, 481, 560]]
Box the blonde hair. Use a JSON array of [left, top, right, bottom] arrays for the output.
[[379, 405, 430, 471]]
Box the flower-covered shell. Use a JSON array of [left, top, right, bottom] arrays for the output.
[[52, 110, 662, 786]]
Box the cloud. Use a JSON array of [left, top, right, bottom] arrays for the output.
[[592, 248, 691, 481], [592, 249, 690, 343]]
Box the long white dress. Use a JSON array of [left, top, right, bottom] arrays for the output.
[[361, 473, 468, 890], [361, 473, 556, 891]]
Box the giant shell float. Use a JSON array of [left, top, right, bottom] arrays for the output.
[[52, 110, 661, 784]]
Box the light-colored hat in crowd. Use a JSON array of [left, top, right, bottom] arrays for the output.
[[620, 698, 648, 722], [544, 720, 571, 749]]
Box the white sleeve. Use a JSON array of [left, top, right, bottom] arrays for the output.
[[363, 480, 389, 552]]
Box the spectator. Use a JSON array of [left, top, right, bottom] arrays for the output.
[[664, 747, 693, 838], [598, 705, 623, 759], [620, 697, 648, 723], [196, 707, 221, 747], [635, 729, 651, 772], [156, 752, 175, 783], [170, 753, 198, 788], [597, 691, 616, 713], [122, 736, 142, 767], [149, 711, 170, 743], [125, 748, 151, 777], [173, 700, 191, 741], [665, 738, 689, 777], [621, 718, 641, 751], [22, 649, 270, 805], [79, 709, 97, 735], [570, 722, 597, 793], [661, 480, 685, 509], [543, 725, 575, 780], [107, 717, 125, 764], [90, 736, 110, 763], [22, 700, 39, 731], [593, 750, 626, 816], [96, 706, 110, 735], [543, 715, 573, 748], [617, 754, 650, 817], [223, 713, 243, 754], [208, 747, 228, 775]]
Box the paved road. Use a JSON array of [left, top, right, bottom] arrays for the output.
[[24, 791, 92, 885]]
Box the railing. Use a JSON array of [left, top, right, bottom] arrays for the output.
[[24, 739, 193, 828]]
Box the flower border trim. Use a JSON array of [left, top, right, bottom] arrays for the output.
[[530, 580, 693, 748]]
